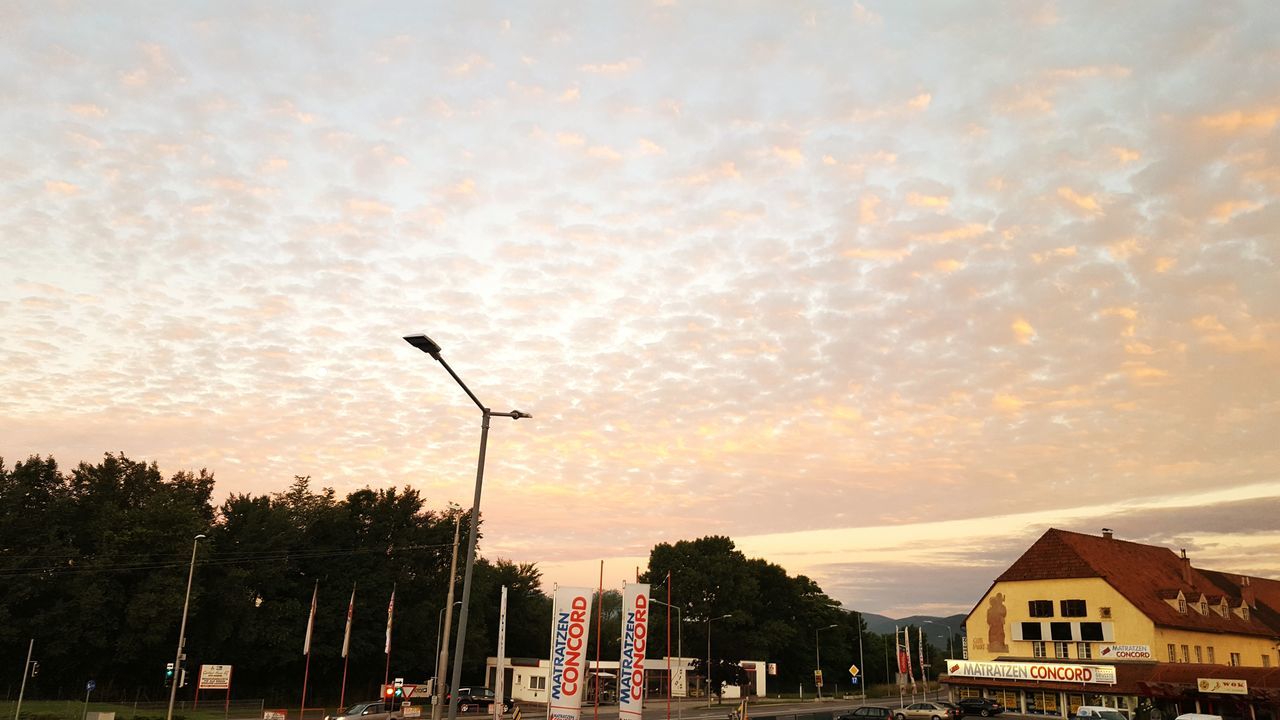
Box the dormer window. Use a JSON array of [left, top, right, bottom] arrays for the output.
[[1240, 605, 1249, 621], [1178, 597, 1187, 614], [1199, 600, 1208, 614], [1218, 599, 1229, 616]]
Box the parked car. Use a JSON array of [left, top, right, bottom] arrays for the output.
[[326, 701, 400, 720], [839, 707, 896, 720], [956, 698, 1005, 717], [896, 702, 961, 720], [448, 687, 513, 714], [1073, 707, 1127, 720]]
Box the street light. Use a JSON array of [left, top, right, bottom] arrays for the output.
[[648, 597, 684, 720], [404, 334, 531, 720], [921, 620, 954, 660], [166, 533, 205, 720], [815, 624, 838, 700], [852, 611, 866, 704], [705, 614, 732, 708]]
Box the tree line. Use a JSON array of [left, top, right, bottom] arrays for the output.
[[0, 453, 942, 706]]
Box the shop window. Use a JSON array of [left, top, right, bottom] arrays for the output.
[[1229, 652, 1240, 667], [1021, 622, 1043, 640], [1060, 599, 1088, 617], [1033, 641, 1047, 659], [1080, 622, 1105, 641], [1077, 642, 1092, 659], [1167, 644, 1176, 663], [1029, 600, 1054, 617], [1181, 645, 1190, 663], [1068, 694, 1086, 716], [1194, 646, 1202, 663], [1207, 647, 1215, 664]]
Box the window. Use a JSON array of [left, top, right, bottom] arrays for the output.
[[1181, 645, 1190, 663], [1229, 653, 1241, 667], [530, 675, 546, 690], [1241, 606, 1250, 621], [1199, 600, 1208, 614], [1060, 599, 1088, 617], [1099, 607, 1112, 619], [1051, 622, 1073, 640], [1033, 641, 1047, 658], [1021, 622, 1043, 640], [1264, 655, 1271, 668], [1195, 646, 1202, 663], [1077, 642, 1092, 659], [1030, 600, 1054, 617], [1080, 622, 1105, 641], [1055, 641, 1071, 658], [1167, 644, 1177, 662], [1178, 597, 1187, 613], [1208, 647, 1216, 664]]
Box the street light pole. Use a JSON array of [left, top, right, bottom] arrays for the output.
[[433, 519, 462, 720], [404, 334, 530, 720], [815, 624, 837, 700], [648, 597, 683, 720], [854, 612, 866, 704], [166, 534, 205, 720], [435, 601, 462, 705], [705, 614, 732, 708]]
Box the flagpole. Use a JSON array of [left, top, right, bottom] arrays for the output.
[[301, 581, 319, 720], [594, 561, 603, 720], [340, 582, 356, 711], [666, 571, 671, 720]]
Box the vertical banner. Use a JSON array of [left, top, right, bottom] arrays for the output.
[[548, 586, 594, 720], [618, 584, 650, 720], [494, 586, 508, 720], [917, 626, 927, 684], [895, 626, 908, 686]]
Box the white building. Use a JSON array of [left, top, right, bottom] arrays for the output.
[[484, 656, 769, 704]]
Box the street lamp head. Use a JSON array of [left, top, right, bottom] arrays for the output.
[[512, 410, 531, 420], [194, 534, 206, 540], [404, 334, 443, 359], [825, 623, 838, 629]]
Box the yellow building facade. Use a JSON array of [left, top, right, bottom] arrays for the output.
[[944, 529, 1280, 720]]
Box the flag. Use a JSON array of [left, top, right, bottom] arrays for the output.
[[385, 586, 396, 655], [917, 626, 927, 682], [618, 584, 650, 719], [547, 586, 594, 720], [905, 627, 916, 691], [303, 582, 318, 655], [342, 584, 356, 658]]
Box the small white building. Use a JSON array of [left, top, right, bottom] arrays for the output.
[[484, 656, 768, 704]]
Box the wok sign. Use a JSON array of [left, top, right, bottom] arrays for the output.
[[1197, 678, 1247, 695]]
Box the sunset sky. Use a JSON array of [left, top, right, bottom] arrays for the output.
[[3, 1, 1278, 617]]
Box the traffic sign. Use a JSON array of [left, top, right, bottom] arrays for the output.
[[86, 680, 96, 692], [848, 663, 860, 678], [813, 669, 824, 688]]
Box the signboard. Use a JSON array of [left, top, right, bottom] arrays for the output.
[[767, 663, 777, 676], [1197, 678, 1248, 695], [618, 584, 650, 719], [548, 586, 594, 720], [814, 670, 824, 688], [945, 659, 1117, 685], [264, 711, 287, 720], [86, 680, 96, 692], [1099, 645, 1152, 660], [200, 665, 233, 690], [848, 664, 860, 679]]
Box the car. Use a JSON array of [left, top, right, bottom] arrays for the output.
[[956, 698, 1005, 717], [896, 702, 961, 720], [1074, 707, 1127, 720], [326, 701, 400, 720], [448, 687, 513, 714], [839, 707, 895, 720]]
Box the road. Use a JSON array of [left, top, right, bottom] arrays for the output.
[[500, 691, 946, 720]]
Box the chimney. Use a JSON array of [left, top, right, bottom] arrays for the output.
[[1180, 549, 1193, 586], [1102, 528, 1114, 540], [1241, 576, 1256, 609]]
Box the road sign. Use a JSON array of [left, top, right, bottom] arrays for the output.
[[86, 680, 96, 692], [848, 663, 860, 678], [394, 678, 404, 688], [851, 677, 859, 686], [813, 669, 824, 688]]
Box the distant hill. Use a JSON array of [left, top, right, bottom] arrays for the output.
[[861, 612, 967, 637]]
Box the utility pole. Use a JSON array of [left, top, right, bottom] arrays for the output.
[[15, 639, 33, 720]]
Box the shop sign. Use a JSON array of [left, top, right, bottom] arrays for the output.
[[1099, 645, 1152, 660], [946, 659, 1117, 685], [1197, 678, 1247, 695]]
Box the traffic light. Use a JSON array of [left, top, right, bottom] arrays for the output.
[[30, 661, 39, 677], [179, 669, 188, 688], [384, 686, 395, 700], [165, 662, 175, 687]]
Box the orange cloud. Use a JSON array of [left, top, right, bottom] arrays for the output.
[[1057, 186, 1103, 214], [907, 192, 950, 209], [1012, 317, 1036, 344], [1199, 107, 1280, 133]]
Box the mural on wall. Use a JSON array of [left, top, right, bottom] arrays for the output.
[[987, 593, 1009, 653]]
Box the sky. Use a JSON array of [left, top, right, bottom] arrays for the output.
[[2, 1, 1279, 618]]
